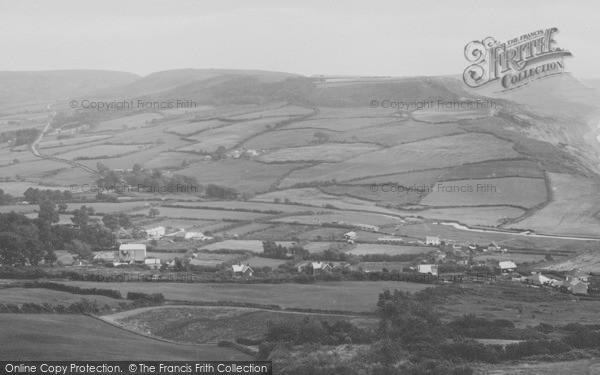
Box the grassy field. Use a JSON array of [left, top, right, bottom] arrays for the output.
[[258, 143, 382, 163], [200, 240, 295, 252], [283, 117, 395, 132], [38, 134, 113, 149], [176, 160, 310, 194], [54, 143, 154, 160], [242, 128, 339, 150], [62, 280, 433, 312], [347, 244, 430, 256], [144, 151, 208, 169], [93, 113, 164, 132], [511, 173, 600, 236], [473, 359, 600, 375], [419, 177, 547, 208], [281, 133, 521, 185], [0, 287, 123, 308], [166, 119, 227, 136], [150, 206, 268, 221], [412, 107, 491, 123], [438, 159, 545, 180], [413, 206, 527, 227], [334, 121, 465, 146], [227, 105, 313, 120], [0, 314, 248, 360], [108, 305, 374, 344]]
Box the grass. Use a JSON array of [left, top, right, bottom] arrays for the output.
[[110, 305, 374, 344], [281, 133, 521, 185], [334, 121, 465, 146], [347, 244, 431, 256], [412, 206, 527, 227], [93, 113, 164, 132], [258, 143, 382, 163], [412, 107, 491, 123], [241, 128, 339, 150], [419, 177, 548, 208], [0, 287, 123, 308], [0, 314, 249, 360], [62, 280, 433, 312], [54, 144, 154, 160], [511, 173, 600, 237], [200, 240, 295, 252], [152, 207, 268, 221]]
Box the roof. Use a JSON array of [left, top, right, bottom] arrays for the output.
[[312, 262, 331, 269], [119, 243, 146, 251], [232, 264, 253, 273], [499, 261, 517, 269], [565, 269, 588, 278], [526, 274, 550, 284]]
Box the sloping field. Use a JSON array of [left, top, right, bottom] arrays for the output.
[[241, 128, 339, 150], [62, 280, 432, 312], [176, 160, 311, 194], [144, 151, 207, 169], [438, 159, 545, 181], [0, 314, 247, 360], [38, 134, 113, 149], [147, 207, 268, 221], [412, 206, 527, 226], [253, 188, 401, 215], [282, 117, 395, 132], [281, 133, 521, 185], [511, 173, 600, 236], [54, 144, 153, 160], [334, 121, 465, 146], [272, 211, 398, 227], [172, 200, 309, 213], [419, 177, 547, 208], [179, 117, 293, 153], [165, 119, 226, 136], [258, 143, 381, 162], [110, 306, 367, 344], [227, 105, 314, 120], [200, 240, 295, 252], [412, 107, 491, 123], [93, 113, 164, 132]]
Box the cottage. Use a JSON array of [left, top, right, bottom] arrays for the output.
[[487, 242, 500, 252], [418, 264, 438, 276], [564, 279, 588, 295], [311, 262, 333, 275], [565, 268, 589, 283], [232, 264, 254, 277], [426, 236, 441, 246], [93, 251, 118, 261], [343, 231, 357, 241], [498, 261, 517, 273], [356, 223, 379, 232], [525, 273, 551, 285], [119, 243, 147, 262]]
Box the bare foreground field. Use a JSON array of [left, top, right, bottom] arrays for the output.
[[0, 314, 250, 360]]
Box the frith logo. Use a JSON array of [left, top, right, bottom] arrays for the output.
[[463, 27, 572, 91]]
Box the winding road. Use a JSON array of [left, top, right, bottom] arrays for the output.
[[29, 104, 99, 176]]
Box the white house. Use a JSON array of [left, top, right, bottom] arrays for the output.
[[418, 264, 439, 276], [119, 243, 147, 262], [498, 261, 517, 273], [356, 223, 379, 232], [232, 264, 254, 277], [312, 262, 333, 274], [426, 236, 441, 246], [343, 231, 357, 241]]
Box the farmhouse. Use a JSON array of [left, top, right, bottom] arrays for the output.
[[487, 242, 500, 252], [312, 262, 333, 274], [418, 264, 438, 276], [145, 226, 165, 239], [565, 268, 589, 283], [343, 231, 357, 241], [498, 261, 517, 273], [525, 273, 551, 285], [232, 264, 254, 277], [356, 223, 379, 232], [93, 251, 118, 261], [564, 279, 589, 295], [426, 236, 440, 246], [119, 243, 147, 262]]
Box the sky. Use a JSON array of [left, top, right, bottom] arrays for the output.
[[1, 0, 599, 78]]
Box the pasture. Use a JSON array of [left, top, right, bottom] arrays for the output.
[[0, 314, 247, 360], [93, 113, 164, 132], [258, 143, 381, 163], [412, 107, 491, 123], [347, 244, 430, 256]]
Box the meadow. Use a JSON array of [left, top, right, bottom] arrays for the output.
[[258, 143, 381, 163]]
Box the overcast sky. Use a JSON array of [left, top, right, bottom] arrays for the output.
[[1, 0, 599, 78]]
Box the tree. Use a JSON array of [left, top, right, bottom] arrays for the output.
[[102, 214, 120, 230], [38, 200, 59, 224], [71, 205, 94, 227], [148, 208, 160, 218], [58, 203, 68, 213], [0, 189, 12, 205], [65, 239, 93, 260]]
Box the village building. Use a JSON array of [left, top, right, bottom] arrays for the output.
[[145, 226, 165, 239], [144, 258, 161, 269], [119, 243, 147, 262], [417, 264, 438, 276], [498, 261, 517, 273], [565, 268, 589, 283], [311, 262, 333, 275], [564, 279, 589, 295], [343, 231, 357, 242], [232, 264, 254, 277], [426, 236, 440, 246]]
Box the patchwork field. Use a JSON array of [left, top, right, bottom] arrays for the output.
[[200, 240, 295, 252], [92, 113, 164, 132], [419, 177, 548, 209], [511, 173, 600, 236], [165, 119, 227, 136], [241, 128, 339, 150], [412, 206, 527, 227], [346, 244, 431, 256], [53, 143, 154, 160], [152, 206, 268, 221], [412, 107, 491, 123], [334, 121, 465, 146], [438, 159, 545, 181], [281, 133, 521, 185], [227, 105, 314, 120], [258, 143, 381, 162], [282, 117, 395, 132]]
